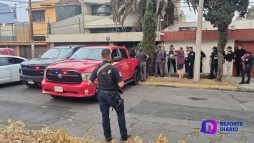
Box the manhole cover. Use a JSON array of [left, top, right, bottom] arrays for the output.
[[188, 97, 208, 101]]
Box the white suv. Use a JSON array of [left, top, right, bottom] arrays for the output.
[[0, 55, 27, 84]]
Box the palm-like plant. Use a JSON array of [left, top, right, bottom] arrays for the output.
[[110, 0, 178, 31]]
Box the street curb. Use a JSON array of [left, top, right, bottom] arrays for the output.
[[139, 82, 239, 91]]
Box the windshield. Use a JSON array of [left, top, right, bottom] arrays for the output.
[[70, 48, 103, 61], [41, 48, 73, 59]]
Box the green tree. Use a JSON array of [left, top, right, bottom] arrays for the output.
[[142, 0, 157, 71], [187, 0, 249, 81]]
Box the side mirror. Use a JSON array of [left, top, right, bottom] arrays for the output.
[[111, 56, 122, 62]]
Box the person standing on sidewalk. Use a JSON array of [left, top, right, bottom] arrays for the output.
[[167, 45, 177, 75], [129, 48, 136, 58], [224, 46, 235, 79], [239, 51, 253, 84], [161, 46, 167, 76], [176, 47, 185, 79], [200, 51, 206, 73], [184, 46, 190, 73], [235, 45, 246, 76], [209, 47, 219, 79], [136, 48, 149, 81], [155, 46, 164, 77], [187, 47, 195, 79], [88, 49, 131, 142]]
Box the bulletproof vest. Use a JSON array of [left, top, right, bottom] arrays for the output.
[[212, 51, 218, 62], [97, 64, 117, 91]]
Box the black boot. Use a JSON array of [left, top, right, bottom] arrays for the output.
[[105, 137, 113, 142], [245, 81, 250, 84], [239, 82, 245, 84], [121, 134, 132, 141]]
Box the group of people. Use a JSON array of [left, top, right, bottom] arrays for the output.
[[135, 44, 253, 84], [153, 45, 196, 79], [87, 46, 253, 142], [208, 45, 253, 84]]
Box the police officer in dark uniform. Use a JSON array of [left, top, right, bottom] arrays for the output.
[[88, 49, 131, 142], [209, 47, 218, 79], [235, 45, 246, 76], [239, 51, 253, 84], [187, 47, 195, 79]]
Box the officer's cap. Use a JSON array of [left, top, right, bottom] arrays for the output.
[[226, 46, 232, 50]]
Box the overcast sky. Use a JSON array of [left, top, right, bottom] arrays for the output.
[[1, 0, 254, 22]]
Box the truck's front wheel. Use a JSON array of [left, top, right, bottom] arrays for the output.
[[131, 69, 140, 85]]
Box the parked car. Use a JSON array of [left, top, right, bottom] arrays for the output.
[[0, 48, 16, 56], [0, 55, 27, 84], [20, 45, 81, 87], [41, 46, 140, 99]]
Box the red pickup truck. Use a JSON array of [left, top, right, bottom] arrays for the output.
[[41, 46, 140, 99]]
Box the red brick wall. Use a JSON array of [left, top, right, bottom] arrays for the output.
[[161, 29, 254, 41]]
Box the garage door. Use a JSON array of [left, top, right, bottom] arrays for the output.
[[234, 41, 254, 77]]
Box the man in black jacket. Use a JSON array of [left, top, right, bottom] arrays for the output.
[[235, 45, 246, 76], [187, 47, 195, 79], [209, 47, 218, 79], [224, 46, 235, 79], [167, 45, 176, 75]]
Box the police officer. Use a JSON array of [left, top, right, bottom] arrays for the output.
[[239, 51, 253, 84], [184, 46, 189, 73], [209, 47, 218, 79], [235, 45, 246, 76], [167, 45, 177, 74], [187, 47, 195, 79], [88, 49, 131, 142], [155, 46, 164, 77], [224, 46, 235, 79]]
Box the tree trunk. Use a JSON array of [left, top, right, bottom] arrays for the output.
[[216, 26, 229, 82]]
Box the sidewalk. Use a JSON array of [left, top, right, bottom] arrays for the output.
[[139, 76, 254, 92], [230, 77, 254, 92]]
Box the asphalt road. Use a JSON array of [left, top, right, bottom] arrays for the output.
[[0, 83, 253, 143]]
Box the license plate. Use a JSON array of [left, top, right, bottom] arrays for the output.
[[54, 86, 63, 92], [28, 80, 34, 85]]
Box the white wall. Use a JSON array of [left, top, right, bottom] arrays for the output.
[[162, 40, 235, 75], [47, 32, 143, 42]]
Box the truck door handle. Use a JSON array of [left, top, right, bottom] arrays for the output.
[[119, 64, 122, 66], [5, 69, 9, 70], [128, 62, 131, 64]]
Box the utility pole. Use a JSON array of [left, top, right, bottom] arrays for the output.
[[194, 0, 204, 82], [28, 0, 35, 58]]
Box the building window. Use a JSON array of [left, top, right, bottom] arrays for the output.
[[92, 5, 111, 16], [119, 49, 128, 59], [32, 10, 45, 22], [90, 27, 132, 33], [34, 36, 46, 41]]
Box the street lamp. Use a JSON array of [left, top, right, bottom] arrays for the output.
[[157, 15, 164, 41]]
